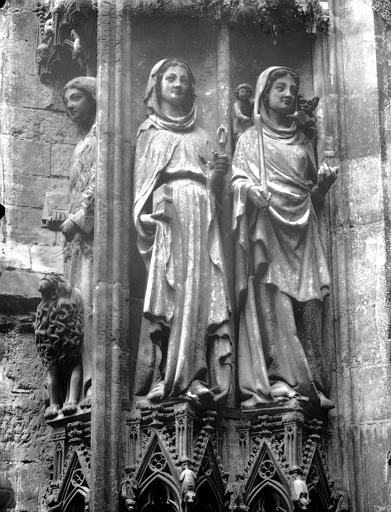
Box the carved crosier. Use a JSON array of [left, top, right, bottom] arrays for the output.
[[231, 66, 337, 410], [35, 274, 83, 419], [133, 59, 232, 406]]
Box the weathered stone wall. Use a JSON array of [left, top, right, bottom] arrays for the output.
[[0, 2, 77, 510], [0, 1, 77, 302], [0, 318, 51, 512]]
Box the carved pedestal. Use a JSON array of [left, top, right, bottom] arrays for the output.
[[120, 401, 338, 512], [42, 413, 91, 512]]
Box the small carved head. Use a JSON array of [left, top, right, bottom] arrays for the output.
[[234, 84, 253, 100], [43, 18, 54, 37], [184, 490, 196, 503]]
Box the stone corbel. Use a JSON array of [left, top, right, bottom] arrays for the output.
[[33, 0, 97, 82]]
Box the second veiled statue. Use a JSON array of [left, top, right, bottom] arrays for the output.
[[231, 66, 337, 410], [133, 59, 232, 406]]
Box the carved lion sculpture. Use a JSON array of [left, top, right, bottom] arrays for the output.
[[35, 274, 84, 420]]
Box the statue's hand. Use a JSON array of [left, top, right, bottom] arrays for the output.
[[238, 114, 250, 123], [45, 211, 66, 231], [61, 218, 78, 241], [317, 162, 338, 194], [248, 185, 271, 208], [213, 154, 229, 175]]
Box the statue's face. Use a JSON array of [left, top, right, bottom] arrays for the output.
[[160, 65, 190, 107], [64, 87, 94, 126], [268, 73, 297, 114], [298, 492, 310, 508], [238, 87, 252, 100]]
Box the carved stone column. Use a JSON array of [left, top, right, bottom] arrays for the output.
[[175, 403, 194, 461], [314, 1, 391, 509], [90, 2, 132, 511], [282, 412, 304, 469]]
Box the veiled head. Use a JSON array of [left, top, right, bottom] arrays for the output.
[[145, 59, 195, 116], [254, 66, 299, 118]]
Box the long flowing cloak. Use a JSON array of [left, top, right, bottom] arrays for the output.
[[133, 121, 232, 402], [231, 125, 330, 405], [64, 123, 96, 398]]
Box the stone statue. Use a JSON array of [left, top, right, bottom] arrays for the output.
[[226, 473, 248, 512], [231, 66, 337, 409], [291, 471, 310, 510], [35, 274, 84, 419], [232, 83, 254, 144], [180, 460, 196, 503], [44, 76, 96, 414], [133, 59, 232, 405]]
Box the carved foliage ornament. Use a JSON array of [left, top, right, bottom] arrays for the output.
[[33, 0, 97, 82], [126, 0, 329, 32]]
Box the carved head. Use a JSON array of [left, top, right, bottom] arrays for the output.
[[262, 68, 299, 116], [155, 59, 195, 114], [38, 274, 72, 302], [291, 473, 310, 510], [43, 18, 54, 37], [234, 83, 253, 100], [254, 67, 299, 121], [63, 76, 96, 132]]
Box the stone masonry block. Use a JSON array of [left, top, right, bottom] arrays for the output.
[[50, 143, 75, 177], [1, 206, 62, 246], [7, 9, 39, 44], [0, 269, 42, 300], [0, 242, 31, 271], [0, 135, 50, 176], [2, 69, 55, 109], [342, 365, 391, 425], [332, 221, 388, 368], [0, 104, 77, 145], [332, 155, 384, 228], [3, 173, 68, 209], [30, 244, 64, 274]]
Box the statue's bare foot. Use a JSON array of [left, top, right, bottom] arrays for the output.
[[61, 401, 78, 416], [80, 388, 92, 409], [318, 391, 335, 410], [44, 404, 60, 419], [147, 381, 165, 402]]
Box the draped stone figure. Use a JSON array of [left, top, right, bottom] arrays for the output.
[[44, 76, 96, 415], [231, 66, 337, 409], [133, 59, 232, 405]]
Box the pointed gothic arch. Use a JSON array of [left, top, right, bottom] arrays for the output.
[[193, 476, 224, 512], [247, 481, 292, 512], [137, 474, 181, 512], [63, 489, 87, 512]]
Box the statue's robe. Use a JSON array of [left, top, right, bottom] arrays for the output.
[[231, 125, 330, 406], [134, 122, 231, 402], [65, 123, 96, 399]]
